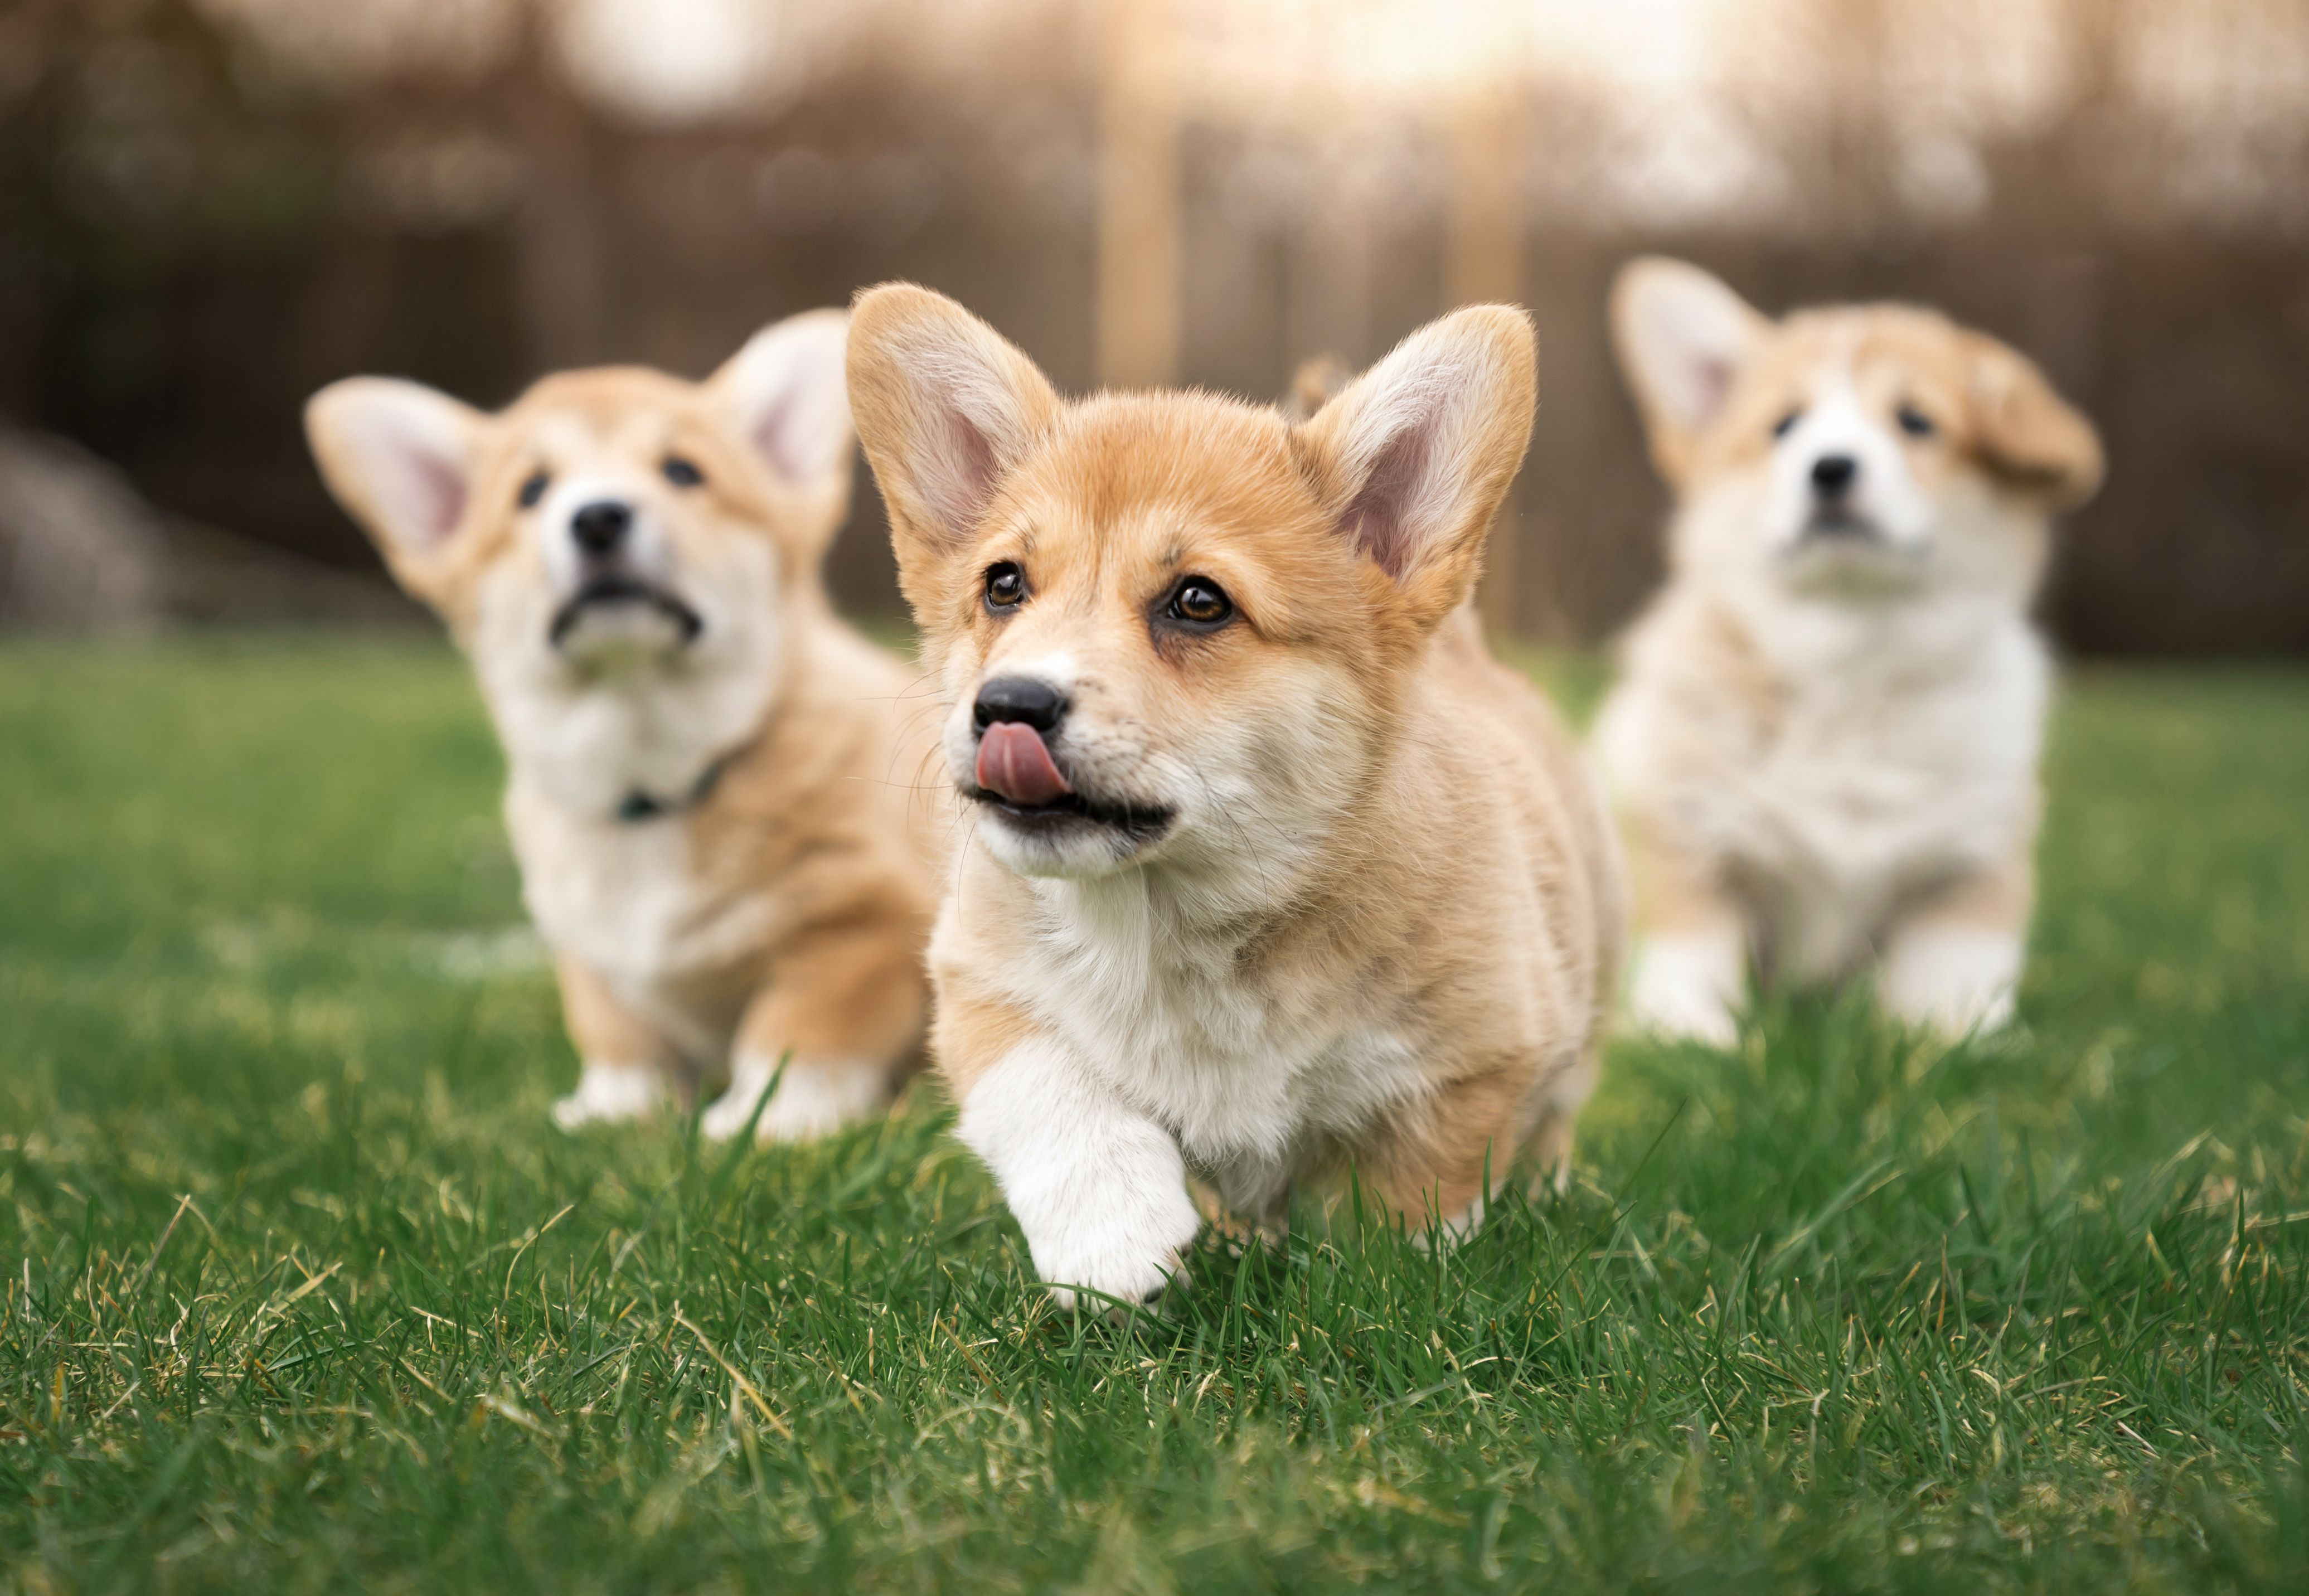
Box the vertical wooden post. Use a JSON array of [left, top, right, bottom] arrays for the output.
[[1445, 71, 1526, 639], [1288, 142, 1376, 379], [507, 8, 607, 371], [1098, 0, 1181, 390]]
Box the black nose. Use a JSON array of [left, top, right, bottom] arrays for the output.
[[570, 499, 632, 555], [1810, 455, 1859, 496], [973, 676, 1066, 733]]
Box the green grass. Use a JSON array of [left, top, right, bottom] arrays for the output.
[[3, 636, 2307, 1593]]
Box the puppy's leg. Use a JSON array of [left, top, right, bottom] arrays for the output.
[[1521, 1045, 1602, 1194], [707, 921, 925, 1143], [554, 958, 672, 1128], [1880, 856, 2032, 1036], [1354, 1062, 1530, 1241], [1623, 822, 1747, 1047], [948, 1012, 1200, 1309]]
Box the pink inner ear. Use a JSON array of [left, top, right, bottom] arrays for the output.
[[739, 331, 850, 486], [925, 405, 998, 535], [406, 449, 468, 543], [1688, 355, 1737, 426], [752, 391, 807, 482], [1337, 420, 1433, 579], [753, 388, 836, 482], [360, 416, 468, 549]]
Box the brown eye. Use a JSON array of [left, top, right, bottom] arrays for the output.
[[1772, 409, 1802, 440], [984, 562, 1026, 612], [1166, 577, 1233, 627], [1896, 403, 1936, 439], [517, 470, 550, 508], [661, 455, 705, 488]]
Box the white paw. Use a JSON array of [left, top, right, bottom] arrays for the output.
[[1627, 934, 1744, 1047], [552, 1060, 663, 1129], [700, 1052, 890, 1143], [1880, 928, 2021, 1037], [955, 1037, 1202, 1311], [1023, 1182, 1202, 1312]]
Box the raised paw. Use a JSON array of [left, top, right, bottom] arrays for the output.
[[1023, 1185, 1202, 1313]]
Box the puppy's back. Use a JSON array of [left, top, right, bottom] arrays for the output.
[[1428, 605, 1627, 1026]]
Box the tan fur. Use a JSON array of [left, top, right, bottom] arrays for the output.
[[850, 284, 1624, 1304], [1282, 356, 1352, 423], [929, 989, 1039, 1100], [307, 317, 944, 1136], [1622, 298, 2103, 509], [557, 955, 671, 1075], [1596, 258, 2102, 1043]]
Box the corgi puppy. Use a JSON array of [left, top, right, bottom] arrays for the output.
[[305, 313, 943, 1139], [1594, 259, 2104, 1046], [846, 285, 1625, 1307]]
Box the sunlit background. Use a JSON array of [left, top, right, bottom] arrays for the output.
[[4, 0, 2306, 651]]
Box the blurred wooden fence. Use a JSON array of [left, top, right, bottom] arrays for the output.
[[3, 0, 2306, 653]]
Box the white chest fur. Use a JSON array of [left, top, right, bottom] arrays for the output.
[[952, 870, 1474, 1309], [1767, 608, 2038, 882], [489, 656, 784, 1063], [508, 798, 776, 1060], [1605, 591, 2046, 975], [995, 875, 1425, 1202]]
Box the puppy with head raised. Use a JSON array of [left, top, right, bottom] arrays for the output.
[[1594, 259, 2104, 1045], [306, 313, 942, 1139], [847, 285, 1624, 1308]]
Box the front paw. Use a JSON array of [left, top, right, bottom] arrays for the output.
[[1022, 1183, 1202, 1312], [953, 1036, 1201, 1312], [1627, 935, 1744, 1047], [698, 1078, 770, 1141], [1880, 928, 2022, 1037], [552, 1060, 663, 1129], [701, 1053, 889, 1143]]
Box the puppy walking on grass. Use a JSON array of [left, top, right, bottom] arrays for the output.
[[1595, 260, 2105, 1046], [306, 313, 942, 1141], [847, 285, 1626, 1308]]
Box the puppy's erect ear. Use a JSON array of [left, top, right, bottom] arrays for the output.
[[1292, 304, 1536, 627], [1611, 257, 1768, 485], [710, 308, 855, 495], [1961, 332, 2104, 511], [304, 377, 485, 601], [846, 283, 1061, 594]]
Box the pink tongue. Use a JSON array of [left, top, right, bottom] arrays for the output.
[[976, 722, 1072, 806]]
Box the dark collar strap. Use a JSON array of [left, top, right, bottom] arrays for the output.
[[615, 746, 741, 824]]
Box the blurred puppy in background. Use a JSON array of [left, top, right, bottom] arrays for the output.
[[1595, 259, 2104, 1046], [306, 312, 942, 1139], [848, 285, 1624, 1308]]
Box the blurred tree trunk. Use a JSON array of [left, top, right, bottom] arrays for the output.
[[1098, 0, 1180, 389], [1286, 145, 1375, 376], [506, 33, 607, 371], [0, 0, 71, 427], [1447, 81, 1526, 638]]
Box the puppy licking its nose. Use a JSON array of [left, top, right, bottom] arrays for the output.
[[976, 722, 1071, 807], [971, 675, 1076, 809], [848, 283, 1626, 1311]]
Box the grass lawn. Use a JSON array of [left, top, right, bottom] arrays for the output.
[[2, 634, 2306, 1593]]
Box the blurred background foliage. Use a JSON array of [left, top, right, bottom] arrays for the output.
[[2, 0, 2307, 652]]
